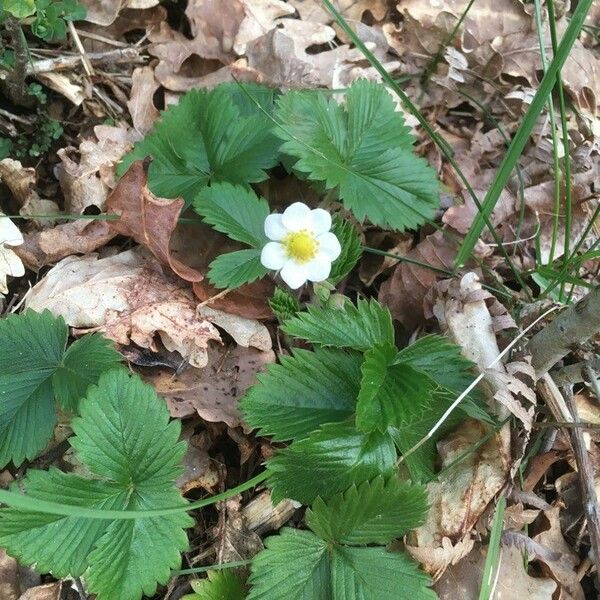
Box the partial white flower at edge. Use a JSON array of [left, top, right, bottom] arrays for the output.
[[260, 202, 342, 290], [0, 212, 25, 296]]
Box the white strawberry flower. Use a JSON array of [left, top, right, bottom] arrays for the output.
[[260, 202, 341, 289], [0, 213, 25, 296]]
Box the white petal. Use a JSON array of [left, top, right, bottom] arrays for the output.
[[305, 254, 332, 282], [280, 260, 308, 289], [0, 216, 24, 247], [261, 242, 287, 270], [264, 213, 288, 241], [316, 232, 341, 261], [281, 202, 311, 232], [308, 208, 332, 235]]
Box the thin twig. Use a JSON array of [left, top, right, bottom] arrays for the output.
[[585, 363, 600, 403], [563, 387, 600, 592], [552, 357, 600, 386], [26, 47, 141, 75], [67, 21, 94, 76]]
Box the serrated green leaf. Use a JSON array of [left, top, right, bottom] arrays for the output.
[[247, 529, 330, 600], [356, 345, 439, 432], [0, 370, 192, 600], [394, 335, 492, 424], [241, 348, 362, 442], [247, 528, 435, 600], [193, 183, 269, 248], [208, 249, 268, 289], [184, 570, 247, 600], [0, 310, 67, 466], [0, 310, 122, 467], [306, 477, 427, 545], [329, 217, 362, 283], [274, 80, 439, 231], [267, 422, 396, 504], [3, 0, 36, 18], [282, 298, 394, 351], [120, 84, 279, 204], [268, 287, 300, 322], [52, 334, 121, 412]]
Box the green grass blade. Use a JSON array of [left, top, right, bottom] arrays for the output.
[[455, 0, 594, 267], [478, 494, 506, 600], [0, 472, 268, 519]]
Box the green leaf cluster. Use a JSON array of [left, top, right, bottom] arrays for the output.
[[274, 80, 440, 231], [268, 287, 300, 323], [247, 477, 435, 600], [242, 299, 486, 502], [119, 84, 280, 205], [0, 369, 192, 600], [0, 310, 121, 467]]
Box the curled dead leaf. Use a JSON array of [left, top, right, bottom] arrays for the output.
[[106, 160, 203, 282]]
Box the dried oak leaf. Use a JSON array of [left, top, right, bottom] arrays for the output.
[[127, 66, 161, 135], [25, 248, 221, 368], [80, 0, 159, 26], [0, 159, 60, 227], [378, 230, 458, 331], [106, 160, 203, 282], [57, 125, 137, 215], [144, 343, 275, 428]]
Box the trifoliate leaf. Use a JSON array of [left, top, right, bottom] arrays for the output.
[[0, 310, 120, 467], [274, 80, 439, 231], [52, 333, 121, 412], [282, 298, 394, 351], [193, 183, 269, 248], [267, 422, 396, 504], [328, 216, 362, 283], [268, 287, 300, 323], [306, 477, 427, 545], [207, 249, 268, 290], [247, 528, 435, 600], [0, 370, 192, 600], [120, 84, 279, 205], [183, 570, 247, 600], [241, 348, 362, 442], [356, 344, 439, 433]]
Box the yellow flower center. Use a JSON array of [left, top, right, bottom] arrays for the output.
[[283, 230, 319, 263]]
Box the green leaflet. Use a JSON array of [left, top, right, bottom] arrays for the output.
[[282, 298, 395, 351], [0, 369, 192, 600], [306, 477, 427, 545], [241, 348, 362, 441], [119, 83, 279, 205], [274, 79, 440, 231], [183, 570, 247, 600], [207, 249, 268, 289], [248, 526, 435, 600], [267, 422, 396, 504], [0, 310, 121, 466]]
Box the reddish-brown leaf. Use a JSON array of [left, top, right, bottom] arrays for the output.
[[106, 160, 203, 282]]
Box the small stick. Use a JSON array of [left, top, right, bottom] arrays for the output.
[[26, 48, 141, 75], [563, 386, 600, 592], [197, 288, 231, 308], [552, 357, 600, 386], [68, 21, 95, 76], [585, 363, 600, 402]]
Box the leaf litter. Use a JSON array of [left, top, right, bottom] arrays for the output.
[[1, 0, 600, 598]]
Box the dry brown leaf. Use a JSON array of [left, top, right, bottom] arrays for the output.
[[106, 160, 203, 282], [0, 549, 19, 600], [18, 583, 63, 600], [80, 0, 159, 25], [57, 125, 137, 215], [198, 306, 271, 351], [14, 220, 115, 272], [434, 545, 557, 599], [25, 249, 221, 367], [406, 419, 510, 576], [213, 496, 264, 567], [193, 278, 274, 320], [378, 230, 458, 331], [0, 159, 60, 227], [127, 66, 161, 135], [533, 507, 585, 599], [176, 426, 221, 494], [290, 0, 387, 24], [145, 344, 275, 427]]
